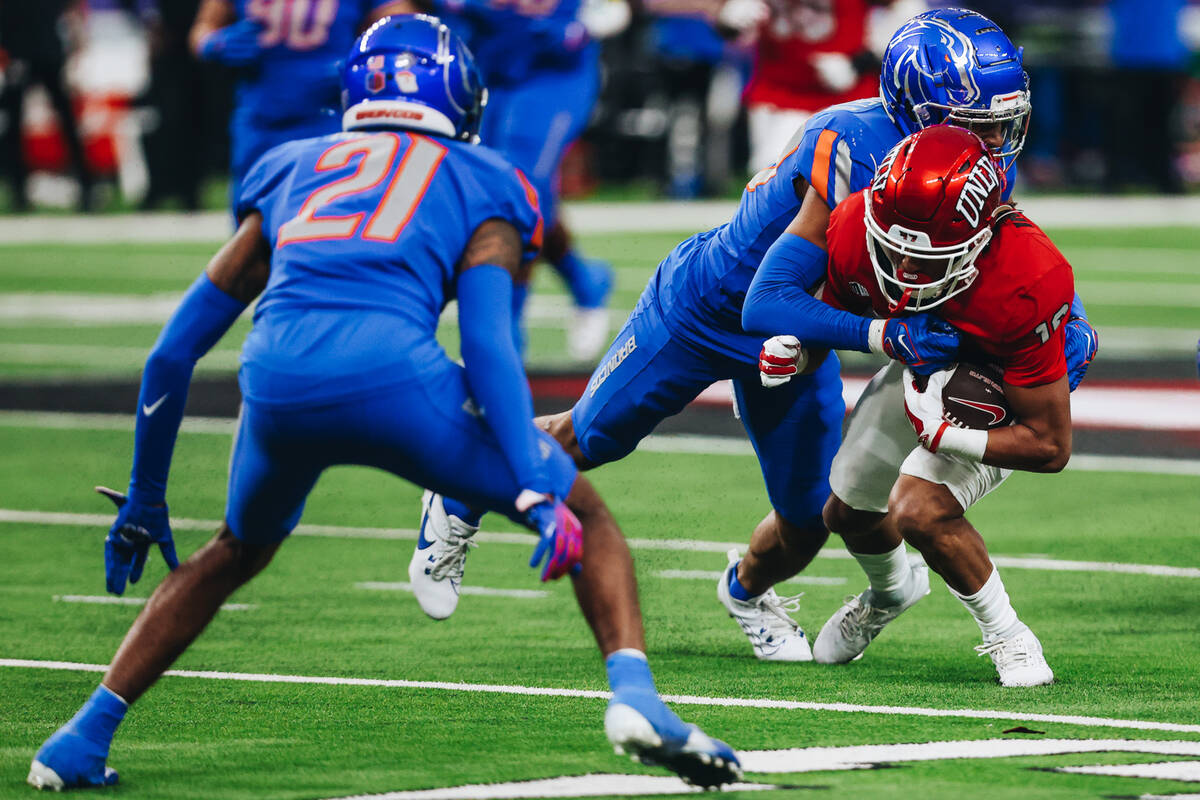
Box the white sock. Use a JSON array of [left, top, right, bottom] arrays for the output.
[[851, 542, 912, 606], [949, 566, 1022, 641]]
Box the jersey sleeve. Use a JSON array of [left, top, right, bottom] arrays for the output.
[[997, 258, 1074, 388], [787, 118, 877, 211], [234, 144, 292, 224], [454, 153, 544, 262]]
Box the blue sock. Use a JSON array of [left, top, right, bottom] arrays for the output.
[[442, 497, 482, 528], [606, 649, 656, 695], [552, 250, 611, 308], [510, 282, 528, 356], [727, 561, 756, 601], [74, 686, 126, 743]]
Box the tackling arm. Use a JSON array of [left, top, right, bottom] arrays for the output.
[[189, 0, 234, 55]]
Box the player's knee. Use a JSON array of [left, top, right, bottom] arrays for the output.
[[823, 493, 881, 536], [208, 524, 280, 586], [773, 509, 829, 551], [887, 481, 962, 546]]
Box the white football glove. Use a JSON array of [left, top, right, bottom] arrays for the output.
[[718, 0, 769, 32], [901, 367, 988, 461], [579, 0, 630, 39], [759, 335, 809, 388], [811, 52, 857, 93]]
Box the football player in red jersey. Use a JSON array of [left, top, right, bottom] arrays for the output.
[[795, 125, 1072, 686]]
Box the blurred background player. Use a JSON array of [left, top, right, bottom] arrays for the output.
[[27, 16, 740, 792], [399, 0, 623, 360], [0, 0, 95, 211], [188, 0, 409, 207], [802, 126, 1076, 686]]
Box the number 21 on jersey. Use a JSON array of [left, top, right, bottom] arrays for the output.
[[277, 133, 447, 246]]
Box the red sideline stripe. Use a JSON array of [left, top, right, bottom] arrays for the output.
[[530, 372, 1200, 433]]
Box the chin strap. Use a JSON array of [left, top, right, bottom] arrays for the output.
[[887, 286, 914, 314]]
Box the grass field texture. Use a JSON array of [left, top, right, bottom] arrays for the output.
[[1, 226, 1198, 377], [1, 420, 1199, 799]]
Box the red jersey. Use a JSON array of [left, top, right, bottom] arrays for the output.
[[743, 0, 878, 112], [823, 191, 1075, 388]]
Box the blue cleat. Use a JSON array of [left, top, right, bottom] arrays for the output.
[[28, 725, 119, 791], [28, 686, 126, 791], [604, 689, 742, 789]]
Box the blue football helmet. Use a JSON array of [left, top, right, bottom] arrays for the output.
[[880, 8, 1030, 170], [342, 15, 486, 142]]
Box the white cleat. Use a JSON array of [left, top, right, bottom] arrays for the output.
[[567, 308, 612, 362], [813, 561, 930, 664], [408, 491, 478, 620], [27, 761, 65, 791], [976, 626, 1054, 687], [717, 548, 812, 661]]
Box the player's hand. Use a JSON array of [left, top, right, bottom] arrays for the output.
[[518, 490, 583, 582], [717, 0, 768, 33], [759, 335, 809, 388], [811, 52, 857, 93], [901, 367, 952, 452], [880, 315, 961, 376], [197, 19, 264, 66], [1063, 316, 1098, 392], [96, 486, 179, 596]]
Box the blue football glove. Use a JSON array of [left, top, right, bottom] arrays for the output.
[[1063, 316, 1099, 392], [196, 19, 264, 66], [96, 486, 179, 596], [520, 492, 583, 582], [880, 314, 962, 376]]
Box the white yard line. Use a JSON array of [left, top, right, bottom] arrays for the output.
[[1, 197, 1199, 243], [356, 582, 547, 599], [54, 595, 254, 611], [2, 657, 1200, 735], [656, 569, 847, 586], [2, 508, 1197, 579]]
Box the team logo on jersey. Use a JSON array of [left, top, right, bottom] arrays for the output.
[[955, 156, 1000, 226], [396, 70, 419, 94], [849, 281, 869, 298]]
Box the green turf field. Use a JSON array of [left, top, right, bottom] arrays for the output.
[[1, 419, 1199, 799], [0, 225, 1197, 377]]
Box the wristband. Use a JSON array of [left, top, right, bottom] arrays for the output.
[[867, 319, 887, 355], [931, 424, 988, 461]]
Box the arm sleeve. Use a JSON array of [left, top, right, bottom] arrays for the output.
[[456, 264, 551, 493], [128, 274, 248, 504], [1069, 290, 1087, 320], [742, 233, 874, 351]]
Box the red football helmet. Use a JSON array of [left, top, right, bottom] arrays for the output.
[[866, 125, 1003, 312]]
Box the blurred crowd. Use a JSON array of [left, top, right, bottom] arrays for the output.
[[1, 0, 1199, 212]]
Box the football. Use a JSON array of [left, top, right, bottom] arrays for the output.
[[940, 362, 1013, 430]]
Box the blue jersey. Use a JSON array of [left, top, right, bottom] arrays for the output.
[[433, 0, 591, 86], [234, 130, 542, 407], [234, 0, 388, 124], [651, 97, 1015, 362]]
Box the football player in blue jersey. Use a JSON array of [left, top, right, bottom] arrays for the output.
[[27, 17, 739, 792], [189, 0, 409, 207], [401, 0, 618, 360], [415, 8, 1099, 661]]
